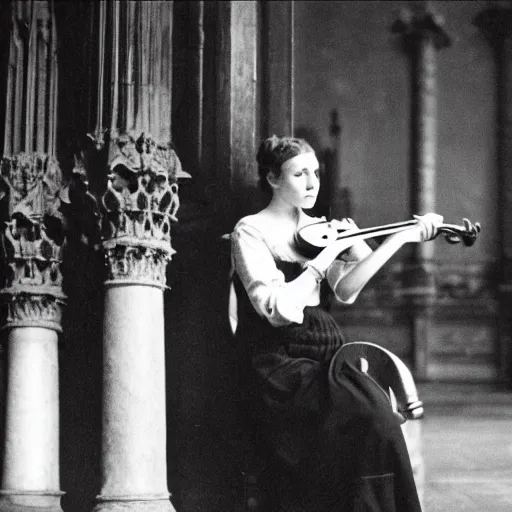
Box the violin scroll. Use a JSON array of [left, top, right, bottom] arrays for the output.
[[435, 218, 481, 247]]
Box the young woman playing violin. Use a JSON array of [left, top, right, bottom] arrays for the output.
[[230, 135, 443, 512]]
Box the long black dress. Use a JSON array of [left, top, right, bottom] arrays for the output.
[[233, 261, 422, 512]]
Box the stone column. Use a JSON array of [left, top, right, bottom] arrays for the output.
[[392, 4, 452, 380], [80, 3, 182, 511], [91, 135, 180, 512], [0, 3, 66, 512], [391, 6, 452, 505], [474, 5, 512, 385]]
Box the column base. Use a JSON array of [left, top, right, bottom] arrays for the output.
[[0, 491, 64, 512], [92, 497, 176, 512]]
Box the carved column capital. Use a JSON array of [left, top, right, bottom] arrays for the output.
[[391, 5, 453, 50], [100, 132, 182, 288], [1, 294, 65, 332], [0, 153, 67, 331], [103, 243, 170, 289]]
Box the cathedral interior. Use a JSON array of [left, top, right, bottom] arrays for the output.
[[0, 1, 511, 511]]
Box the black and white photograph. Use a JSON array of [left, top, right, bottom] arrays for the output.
[[0, 1, 509, 511]]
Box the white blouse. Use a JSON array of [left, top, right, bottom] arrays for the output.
[[230, 212, 358, 328]]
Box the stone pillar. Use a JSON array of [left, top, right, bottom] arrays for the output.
[[474, 5, 512, 386], [92, 159, 179, 497], [0, 3, 65, 511], [391, 6, 452, 506], [91, 135, 180, 512], [80, 3, 182, 511], [392, 4, 452, 380]]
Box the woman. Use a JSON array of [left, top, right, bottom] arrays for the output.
[[230, 135, 441, 511]]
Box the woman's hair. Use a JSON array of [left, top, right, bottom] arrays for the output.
[[256, 135, 314, 193]]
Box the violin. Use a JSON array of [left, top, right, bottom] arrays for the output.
[[295, 217, 481, 258]]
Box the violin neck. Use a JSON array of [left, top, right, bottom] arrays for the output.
[[338, 219, 418, 241]]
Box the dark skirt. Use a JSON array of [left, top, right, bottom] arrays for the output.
[[233, 262, 422, 512]]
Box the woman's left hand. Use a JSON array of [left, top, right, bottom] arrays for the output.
[[396, 213, 444, 244], [331, 218, 373, 261]]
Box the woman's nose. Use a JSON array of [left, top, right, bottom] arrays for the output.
[[306, 175, 318, 190]]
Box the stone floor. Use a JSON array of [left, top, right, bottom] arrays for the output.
[[418, 383, 512, 512]]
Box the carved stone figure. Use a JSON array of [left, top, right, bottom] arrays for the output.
[[0, 154, 67, 322]]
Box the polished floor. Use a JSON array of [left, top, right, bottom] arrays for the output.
[[418, 383, 512, 512]]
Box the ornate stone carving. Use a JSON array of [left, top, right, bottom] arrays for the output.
[[0, 153, 64, 222], [104, 244, 170, 289], [0, 153, 67, 330], [66, 131, 183, 287], [2, 294, 64, 332], [65, 132, 182, 287], [102, 133, 181, 253]]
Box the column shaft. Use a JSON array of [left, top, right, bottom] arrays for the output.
[[0, 328, 63, 511], [413, 37, 437, 262], [392, 6, 452, 380], [410, 35, 438, 380], [98, 285, 169, 502]]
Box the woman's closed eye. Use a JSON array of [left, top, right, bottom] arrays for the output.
[[294, 169, 319, 178]]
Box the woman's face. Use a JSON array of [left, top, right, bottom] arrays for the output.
[[269, 152, 320, 209]]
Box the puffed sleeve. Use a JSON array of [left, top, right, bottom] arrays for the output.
[[326, 259, 359, 303], [231, 221, 312, 326]]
